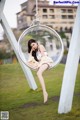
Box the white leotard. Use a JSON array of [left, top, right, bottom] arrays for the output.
[[37, 50, 53, 69], [37, 51, 47, 60]]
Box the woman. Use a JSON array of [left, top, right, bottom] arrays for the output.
[[27, 39, 53, 103]]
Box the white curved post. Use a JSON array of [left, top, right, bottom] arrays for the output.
[[0, 0, 5, 20], [0, 0, 37, 90], [58, 2, 80, 114]]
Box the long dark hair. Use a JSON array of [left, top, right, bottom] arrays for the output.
[[28, 39, 39, 61]]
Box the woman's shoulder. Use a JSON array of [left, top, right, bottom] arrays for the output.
[[38, 44, 45, 50]]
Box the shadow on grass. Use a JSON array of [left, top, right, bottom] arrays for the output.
[[20, 92, 80, 109], [20, 95, 60, 109]]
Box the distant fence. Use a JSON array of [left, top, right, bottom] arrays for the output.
[[0, 57, 18, 65], [61, 55, 80, 64]]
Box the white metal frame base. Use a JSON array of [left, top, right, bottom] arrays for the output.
[[58, 3, 80, 114]]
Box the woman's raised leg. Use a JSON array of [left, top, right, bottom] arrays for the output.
[[37, 64, 48, 103]]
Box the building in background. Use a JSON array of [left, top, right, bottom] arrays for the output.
[[17, 0, 77, 33], [16, 0, 77, 50]]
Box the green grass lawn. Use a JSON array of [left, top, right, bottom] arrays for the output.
[[0, 63, 80, 120]]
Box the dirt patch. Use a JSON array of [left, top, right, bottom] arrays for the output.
[[20, 102, 43, 109], [74, 93, 80, 96], [50, 96, 59, 102], [20, 93, 80, 109], [20, 96, 59, 109]]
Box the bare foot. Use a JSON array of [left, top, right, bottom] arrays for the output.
[[43, 92, 48, 103]]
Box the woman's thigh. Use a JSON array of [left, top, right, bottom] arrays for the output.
[[37, 64, 48, 74]]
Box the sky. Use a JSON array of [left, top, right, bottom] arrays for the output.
[[0, 0, 27, 32], [0, 0, 78, 33]]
